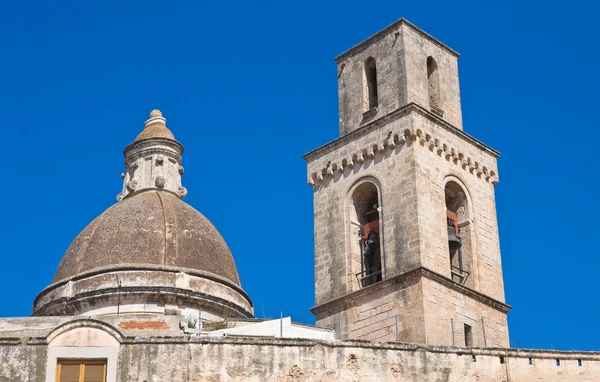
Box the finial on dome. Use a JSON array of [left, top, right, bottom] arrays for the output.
[[144, 109, 167, 128], [135, 109, 175, 141]]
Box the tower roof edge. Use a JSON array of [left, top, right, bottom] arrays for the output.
[[334, 18, 460, 64]]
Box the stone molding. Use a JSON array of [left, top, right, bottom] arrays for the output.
[[33, 265, 254, 319], [38, 264, 252, 303], [304, 103, 499, 162], [46, 318, 124, 344], [5, 329, 600, 362], [306, 105, 499, 187], [310, 267, 511, 316]]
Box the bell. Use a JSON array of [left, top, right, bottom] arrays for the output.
[[366, 229, 379, 245], [447, 218, 462, 251]]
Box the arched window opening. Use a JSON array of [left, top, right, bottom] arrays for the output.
[[445, 181, 473, 286], [363, 57, 379, 111], [352, 182, 382, 287], [427, 56, 442, 114]]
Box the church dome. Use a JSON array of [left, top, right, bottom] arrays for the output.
[[53, 191, 241, 286], [33, 110, 253, 319]]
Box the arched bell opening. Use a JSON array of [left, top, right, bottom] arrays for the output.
[[445, 180, 474, 287], [363, 57, 379, 111], [350, 182, 382, 288], [427, 56, 441, 111]]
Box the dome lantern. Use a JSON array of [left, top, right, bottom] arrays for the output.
[[117, 110, 187, 202]]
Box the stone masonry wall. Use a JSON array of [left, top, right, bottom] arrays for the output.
[[314, 271, 426, 344], [411, 112, 504, 302], [336, 25, 404, 136], [306, 106, 507, 345], [421, 276, 509, 348], [3, 336, 600, 381], [400, 23, 463, 130], [0, 342, 47, 382], [308, 113, 422, 307], [335, 19, 463, 137]]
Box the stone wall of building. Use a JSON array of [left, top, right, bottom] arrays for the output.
[[411, 111, 503, 301], [305, 105, 508, 346], [2, 332, 600, 382], [308, 112, 418, 307], [335, 19, 463, 137], [0, 341, 46, 382], [313, 270, 426, 344], [400, 23, 463, 130]]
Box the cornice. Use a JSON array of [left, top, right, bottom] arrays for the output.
[[310, 267, 511, 316], [32, 285, 254, 319], [306, 105, 499, 187], [34, 264, 253, 309], [124, 137, 184, 157], [304, 103, 499, 163]]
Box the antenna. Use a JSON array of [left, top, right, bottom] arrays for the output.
[[116, 275, 122, 316]]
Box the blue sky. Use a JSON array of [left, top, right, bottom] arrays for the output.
[[1, 1, 598, 350]]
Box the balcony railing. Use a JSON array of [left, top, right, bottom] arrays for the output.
[[355, 267, 382, 288], [451, 265, 470, 284]]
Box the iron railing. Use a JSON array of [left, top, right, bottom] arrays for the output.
[[451, 265, 470, 284], [355, 267, 382, 288]]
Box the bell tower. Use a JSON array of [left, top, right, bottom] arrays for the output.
[[304, 19, 510, 347]]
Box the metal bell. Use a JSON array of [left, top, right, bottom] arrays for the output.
[[366, 229, 379, 245], [447, 218, 462, 251]]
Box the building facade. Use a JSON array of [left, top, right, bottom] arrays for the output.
[[305, 19, 509, 348], [0, 18, 599, 382]]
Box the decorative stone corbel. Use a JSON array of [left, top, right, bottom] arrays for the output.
[[387, 133, 398, 149], [367, 145, 376, 159], [462, 157, 471, 170], [342, 158, 354, 169], [418, 130, 426, 145], [331, 162, 342, 174], [427, 135, 435, 150], [177, 185, 188, 198], [355, 152, 365, 164], [155, 176, 166, 188], [126, 180, 138, 192]]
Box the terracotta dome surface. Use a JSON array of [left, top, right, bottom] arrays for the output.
[[134, 122, 175, 141], [53, 191, 241, 286]]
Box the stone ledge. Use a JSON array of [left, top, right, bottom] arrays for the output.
[[304, 103, 499, 163], [304, 104, 500, 187], [310, 267, 511, 316], [36, 263, 253, 308]]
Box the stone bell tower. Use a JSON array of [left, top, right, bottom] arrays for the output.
[[304, 19, 510, 347]]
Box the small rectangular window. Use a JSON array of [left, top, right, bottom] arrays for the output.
[[464, 324, 473, 347], [56, 360, 106, 382]]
